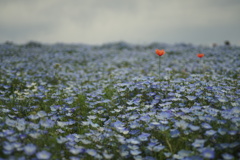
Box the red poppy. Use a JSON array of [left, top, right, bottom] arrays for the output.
[[155, 49, 165, 56], [197, 53, 204, 58]]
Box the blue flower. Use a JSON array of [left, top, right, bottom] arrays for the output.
[[86, 149, 98, 157], [173, 150, 193, 159], [152, 144, 165, 152], [69, 147, 85, 155], [36, 150, 51, 160], [138, 132, 150, 141], [130, 149, 141, 156], [192, 139, 206, 148], [24, 143, 37, 156], [170, 129, 180, 138], [37, 110, 47, 117], [201, 148, 215, 159], [103, 150, 114, 159], [205, 130, 216, 136], [186, 96, 197, 101], [222, 153, 234, 160], [175, 120, 189, 129], [201, 123, 212, 129]]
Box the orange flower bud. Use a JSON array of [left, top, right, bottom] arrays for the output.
[[155, 49, 165, 56]]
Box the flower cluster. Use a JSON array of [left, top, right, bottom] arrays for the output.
[[0, 42, 239, 159]]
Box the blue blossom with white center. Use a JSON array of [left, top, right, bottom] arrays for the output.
[[24, 143, 37, 156], [86, 149, 98, 157], [36, 150, 51, 160], [138, 132, 150, 141], [173, 150, 193, 159], [201, 148, 215, 159], [201, 123, 212, 129], [186, 96, 197, 101], [139, 115, 151, 122], [130, 149, 141, 156], [192, 139, 206, 148], [205, 130, 217, 136], [15, 118, 26, 131], [152, 144, 165, 152], [3, 142, 15, 154], [103, 150, 114, 159], [170, 129, 180, 138], [119, 150, 129, 157], [28, 114, 39, 120], [175, 120, 189, 129], [69, 156, 81, 160], [69, 146, 85, 155], [130, 121, 141, 129], [222, 153, 234, 160], [157, 111, 173, 120], [40, 118, 55, 128], [127, 138, 140, 145], [37, 110, 47, 117]]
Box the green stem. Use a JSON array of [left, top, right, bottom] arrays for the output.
[[166, 138, 173, 153], [159, 57, 160, 75]]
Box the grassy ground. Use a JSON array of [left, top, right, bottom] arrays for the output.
[[0, 41, 239, 160]]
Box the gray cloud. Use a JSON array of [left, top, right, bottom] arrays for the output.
[[0, 0, 240, 45]]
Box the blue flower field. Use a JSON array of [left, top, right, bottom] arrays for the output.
[[0, 41, 239, 159]]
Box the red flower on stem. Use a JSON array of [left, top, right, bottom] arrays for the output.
[[197, 53, 204, 58], [155, 49, 165, 56], [155, 49, 166, 75]]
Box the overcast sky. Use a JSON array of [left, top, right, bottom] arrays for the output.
[[1, 0, 240, 45]]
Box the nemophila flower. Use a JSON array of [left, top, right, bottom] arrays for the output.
[[120, 150, 129, 157], [130, 121, 140, 129], [201, 148, 215, 159], [222, 153, 234, 160], [173, 150, 193, 159], [29, 131, 41, 139], [69, 147, 85, 155], [130, 149, 141, 156], [229, 142, 240, 149], [36, 150, 51, 159], [103, 151, 114, 159], [139, 115, 151, 122], [3, 141, 15, 153], [81, 139, 92, 145], [138, 132, 150, 141], [175, 120, 189, 129], [164, 152, 172, 158], [129, 114, 139, 120], [24, 143, 37, 156], [218, 128, 228, 135], [228, 130, 237, 135], [37, 110, 47, 117], [57, 136, 68, 144], [189, 124, 200, 131], [70, 156, 81, 160], [86, 149, 98, 157], [153, 144, 165, 152], [205, 130, 216, 136], [192, 139, 206, 148], [219, 143, 230, 149], [28, 114, 39, 120], [197, 53, 204, 58], [186, 96, 197, 101], [170, 129, 180, 138], [40, 118, 55, 128], [201, 123, 212, 129]]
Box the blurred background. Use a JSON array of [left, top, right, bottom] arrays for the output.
[[0, 0, 240, 46]]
